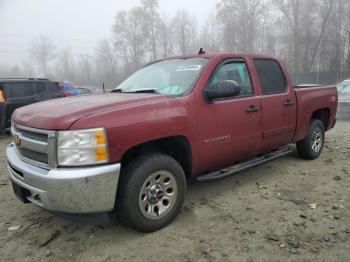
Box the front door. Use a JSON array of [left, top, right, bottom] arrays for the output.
[[196, 59, 263, 173]]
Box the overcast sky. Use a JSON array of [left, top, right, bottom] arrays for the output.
[[0, 0, 216, 68]]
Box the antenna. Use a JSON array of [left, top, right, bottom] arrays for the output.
[[198, 48, 206, 55]]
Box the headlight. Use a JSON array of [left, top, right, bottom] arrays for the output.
[[57, 128, 109, 166]]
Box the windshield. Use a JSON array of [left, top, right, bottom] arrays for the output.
[[114, 58, 209, 96]]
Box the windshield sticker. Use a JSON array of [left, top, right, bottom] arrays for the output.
[[176, 65, 202, 72]]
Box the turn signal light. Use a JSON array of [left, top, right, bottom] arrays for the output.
[[96, 147, 108, 161], [96, 130, 106, 145]]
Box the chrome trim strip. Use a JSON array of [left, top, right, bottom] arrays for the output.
[[18, 135, 48, 154], [48, 131, 57, 167], [12, 123, 52, 134], [7, 162, 24, 181]]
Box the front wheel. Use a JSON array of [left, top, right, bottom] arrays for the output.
[[115, 153, 186, 232], [296, 119, 325, 160]]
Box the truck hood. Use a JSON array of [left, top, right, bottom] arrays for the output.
[[12, 93, 171, 130]]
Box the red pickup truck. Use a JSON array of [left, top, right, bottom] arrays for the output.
[[7, 52, 337, 232]]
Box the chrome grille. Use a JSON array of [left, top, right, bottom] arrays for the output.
[[12, 123, 56, 169], [15, 128, 48, 142], [17, 147, 49, 164]]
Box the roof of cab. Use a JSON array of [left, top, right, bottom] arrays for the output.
[[160, 51, 280, 61]]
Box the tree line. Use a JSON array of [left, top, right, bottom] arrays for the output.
[[1, 0, 350, 87]]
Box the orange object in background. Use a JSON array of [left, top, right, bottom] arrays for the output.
[[0, 90, 5, 102]]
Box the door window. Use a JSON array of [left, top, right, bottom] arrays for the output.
[[254, 59, 287, 95], [210, 62, 253, 97]]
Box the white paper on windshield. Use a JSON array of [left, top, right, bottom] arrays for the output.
[[176, 65, 202, 72]]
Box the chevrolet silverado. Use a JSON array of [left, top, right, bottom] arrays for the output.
[[7, 52, 338, 232]]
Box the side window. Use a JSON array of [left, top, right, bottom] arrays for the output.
[[254, 59, 287, 95], [42, 82, 61, 96], [210, 62, 253, 97], [35, 83, 45, 94], [4, 82, 36, 98]]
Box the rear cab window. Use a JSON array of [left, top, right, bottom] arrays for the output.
[[254, 59, 287, 95]]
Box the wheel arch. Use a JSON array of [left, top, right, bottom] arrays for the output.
[[311, 107, 330, 130], [120, 136, 193, 179]]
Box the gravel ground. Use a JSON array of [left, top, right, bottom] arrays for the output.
[[0, 121, 349, 262]]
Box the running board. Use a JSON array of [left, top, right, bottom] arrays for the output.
[[197, 146, 293, 182]]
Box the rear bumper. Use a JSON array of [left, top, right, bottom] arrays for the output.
[[7, 143, 120, 214]]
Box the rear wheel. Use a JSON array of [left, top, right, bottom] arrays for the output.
[[115, 153, 186, 232], [296, 119, 325, 160]]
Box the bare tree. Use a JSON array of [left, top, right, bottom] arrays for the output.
[[308, 0, 335, 71], [78, 54, 92, 83], [172, 9, 197, 55], [345, 3, 350, 70], [199, 12, 220, 52], [56, 48, 75, 80], [217, 0, 265, 52], [142, 0, 161, 60], [158, 16, 172, 57], [112, 8, 147, 70], [29, 35, 56, 77], [16, 0, 350, 86], [95, 39, 118, 86], [273, 0, 302, 72]]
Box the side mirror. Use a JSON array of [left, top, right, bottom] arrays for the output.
[[204, 80, 241, 101]]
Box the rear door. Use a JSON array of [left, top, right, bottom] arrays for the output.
[[254, 59, 297, 151]]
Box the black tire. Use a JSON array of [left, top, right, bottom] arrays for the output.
[[296, 119, 325, 160], [115, 153, 186, 232]]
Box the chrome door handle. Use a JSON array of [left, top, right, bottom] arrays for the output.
[[284, 100, 295, 106], [246, 105, 260, 113]]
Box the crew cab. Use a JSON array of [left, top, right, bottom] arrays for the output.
[[7, 52, 338, 232]]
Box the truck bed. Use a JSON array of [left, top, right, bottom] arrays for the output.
[[293, 85, 338, 142]]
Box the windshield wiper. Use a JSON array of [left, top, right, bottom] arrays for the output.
[[124, 89, 161, 94], [111, 88, 124, 93]]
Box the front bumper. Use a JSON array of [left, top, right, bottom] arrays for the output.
[[7, 143, 120, 214]]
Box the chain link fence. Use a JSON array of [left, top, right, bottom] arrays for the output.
[[291, 71, 350, 86]]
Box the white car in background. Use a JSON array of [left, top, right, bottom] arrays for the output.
[[337, 79, 350, 91], [337, 79, 350, 119], [76, 86, 103, 95]]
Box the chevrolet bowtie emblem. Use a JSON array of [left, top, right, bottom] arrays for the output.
[[14, 135, 21, 146]]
